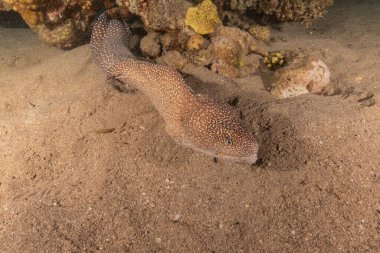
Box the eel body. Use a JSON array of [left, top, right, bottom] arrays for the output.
[[91, 14, 259, 164]]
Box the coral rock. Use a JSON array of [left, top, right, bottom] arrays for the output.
[[37, 19, 78, 48], [160, 33, 173, 51], [192, 49, 212, 66], [220, 10, 251, 31], [18, 8, 44, 27], [3, 0, 96, 49], [160, 50, 188, 70], [229, 0, 333, 25], [271, 55, 330, 99], [209, 26, 266, 77], [140, 32, 161, 58], [187, 33, 205, 51], [123, 0, 191, 32], [249, 25, 271, 44]]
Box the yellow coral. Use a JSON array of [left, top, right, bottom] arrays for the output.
[[185, 0, 221, 35], [18, 9, 44, 27], [264, 51, 286, 70]]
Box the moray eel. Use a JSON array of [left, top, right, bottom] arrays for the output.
[[90, 14, 259, 164]]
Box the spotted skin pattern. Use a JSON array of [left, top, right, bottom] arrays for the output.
[[91, 14, 259, 164]]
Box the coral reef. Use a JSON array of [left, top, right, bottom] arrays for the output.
[[115, 0, 268, 77], [229, 0, 334, 25], [1, 0, 97, 49], [117, 0, 191, 31], [220, 10, 252, 31], [1, 0, 333, 81], [116, 0, 194, 55]]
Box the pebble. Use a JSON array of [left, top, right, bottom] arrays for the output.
[[172, 214, 181, 222]]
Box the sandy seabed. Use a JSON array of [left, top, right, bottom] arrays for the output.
[[0, 0, 379, 252]]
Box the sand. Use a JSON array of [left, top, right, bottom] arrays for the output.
[[0, 0, 379, 252]]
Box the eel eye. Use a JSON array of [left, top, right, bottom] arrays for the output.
[[225, 138, 233, 146]]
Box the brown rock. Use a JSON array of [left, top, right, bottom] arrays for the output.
[[161, 50, 188, 70], [271, 55, 330, 99], [140, 32, 161, 58]]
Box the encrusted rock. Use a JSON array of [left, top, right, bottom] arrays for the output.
[[249, 25, 271, 44], [123, 0, 191, 31], [160, 33, 173, 51], [229, 0, 334, 25], [192, 49, 212, 66], [187, 33, 205, 51], [209, 26, 266, 77], [159, 50, 188, 70], [2, 0, 334, 81], [271, 55, 330, 99], [2, 0, 95, 49], [140, 32, 161, 58]]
